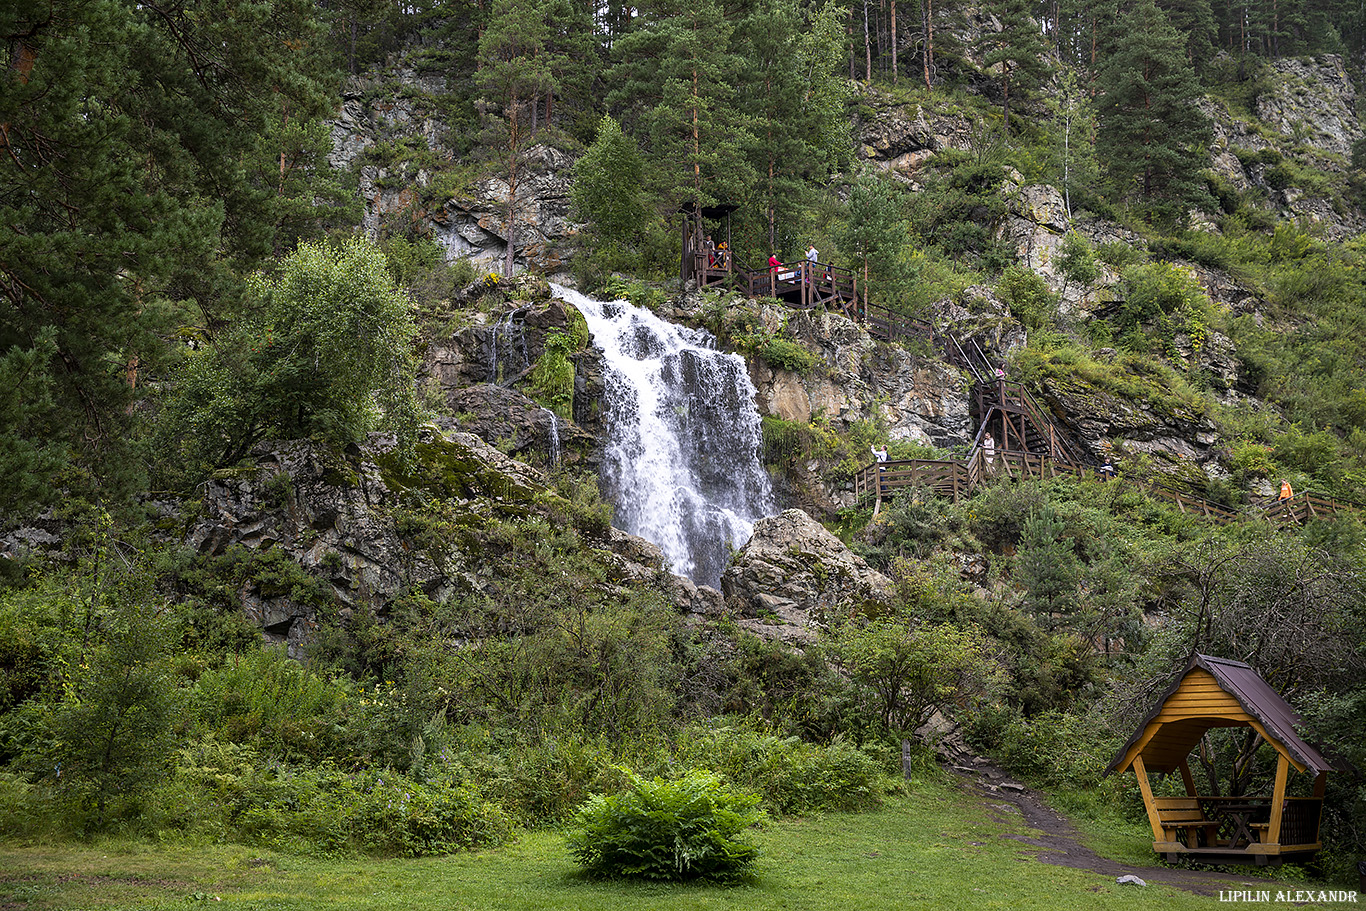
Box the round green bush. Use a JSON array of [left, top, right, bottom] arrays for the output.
[[566, 769, 765, 882]]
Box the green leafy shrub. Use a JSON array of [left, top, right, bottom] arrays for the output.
[[997, 265, 1056, 330], [677, 726, 888, 814], [757, 335, 817, 374], [566, 769, 764, 882], [1095, 240, 1144, 270], [1058, 231, 1100, 289], [190, 646, 347, 759], [451, 726, 628, 826], [153, 740, 511, 856], [760, 415, 838, 467], [986, 708, 1121, 790], [159, 237, 422, 482], [528, 330, 580, 419]]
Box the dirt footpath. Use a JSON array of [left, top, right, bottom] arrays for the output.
[[952, 757, 1314, 897]]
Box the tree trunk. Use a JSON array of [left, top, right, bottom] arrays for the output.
[[504, 96, 520, 276], [926, 0, 933, 85], [890, 0, 897, 83], [864, 0, 872, 83], [1002, 64, 1011, 127]]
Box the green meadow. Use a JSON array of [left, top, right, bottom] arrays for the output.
[[3, 779, 1353, 911]]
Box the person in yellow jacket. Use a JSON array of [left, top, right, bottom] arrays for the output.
[[1278, 479, 1294, 502]]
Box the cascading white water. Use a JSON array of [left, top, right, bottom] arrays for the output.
[[554, 285, 775, 588], [540, 407, 561, 468]]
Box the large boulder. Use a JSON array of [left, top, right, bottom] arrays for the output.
[[721, 508, 895, 642], [1039, 370, 1222, 464]]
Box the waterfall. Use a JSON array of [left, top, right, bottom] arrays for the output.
[[553, 285, 775, 588], [487, 308, 530, 385], [541, 407, 561, 468]]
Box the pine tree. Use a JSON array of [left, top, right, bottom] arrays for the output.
[[979, 0, 1052, 127], [1016, 509, 1082, 628], [0, 0, 335, 516], [1157, 0, 1218, 68], [477, 0, 557, 276], [735, 0, 849, 251], [605, 0, 756, 230], [1094, 0, 1211, 218]]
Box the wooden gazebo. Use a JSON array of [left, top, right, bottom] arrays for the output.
[[1105, 654, 1349, 865]]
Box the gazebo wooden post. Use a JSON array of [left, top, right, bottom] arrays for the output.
[[1132, 755, 1166, 842], [1178, 758, 1198, 797], [1266, 753, 1290, 847]]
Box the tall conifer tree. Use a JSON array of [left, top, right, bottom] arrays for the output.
[[605, 0, 756, 232], [478, 0, 557, 275], [1095, 0, 1211, 218], [735, 0, 849, 251], [979, 0, 1051, 127], [0, 0, 333, 513]]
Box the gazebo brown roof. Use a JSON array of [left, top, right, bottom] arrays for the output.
[[1107, 654, 1347, 777]]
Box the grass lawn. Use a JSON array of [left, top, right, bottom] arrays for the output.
[[1, 778, 1357, 910]]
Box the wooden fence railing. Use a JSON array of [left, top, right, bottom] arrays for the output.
[[854, 452, 1358, 526], [690, 253, 863, 315]]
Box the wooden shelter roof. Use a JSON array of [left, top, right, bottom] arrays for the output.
[[1105, 654, 1348, 777]]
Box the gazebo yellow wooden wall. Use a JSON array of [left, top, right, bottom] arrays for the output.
[[1106, 655, 1349, 865]]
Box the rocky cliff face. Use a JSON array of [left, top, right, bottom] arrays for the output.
[[1204, 55, 1363, 239], [184, 428, 725, 656], [744, 303, 973, 449], [330, 66, 576, 276]]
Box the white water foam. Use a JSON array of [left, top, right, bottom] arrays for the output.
[[554, 285, 775, 587]]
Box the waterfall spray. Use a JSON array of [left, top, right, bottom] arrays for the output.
[[554, 285, 774, 587]]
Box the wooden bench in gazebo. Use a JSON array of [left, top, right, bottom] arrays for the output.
[[1105, 654, 1351, 866]]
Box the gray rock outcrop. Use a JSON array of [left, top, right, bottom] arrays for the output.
[[184, 428, 717, 654], [721, 508, 895, 643], [1255, 55, 1360, 159], [329, 67, 577, 275], [745, 303, 972, 449], [1203, 56, 1365, 239]]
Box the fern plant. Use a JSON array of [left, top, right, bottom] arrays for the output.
[[565, 769, 764, 882]]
